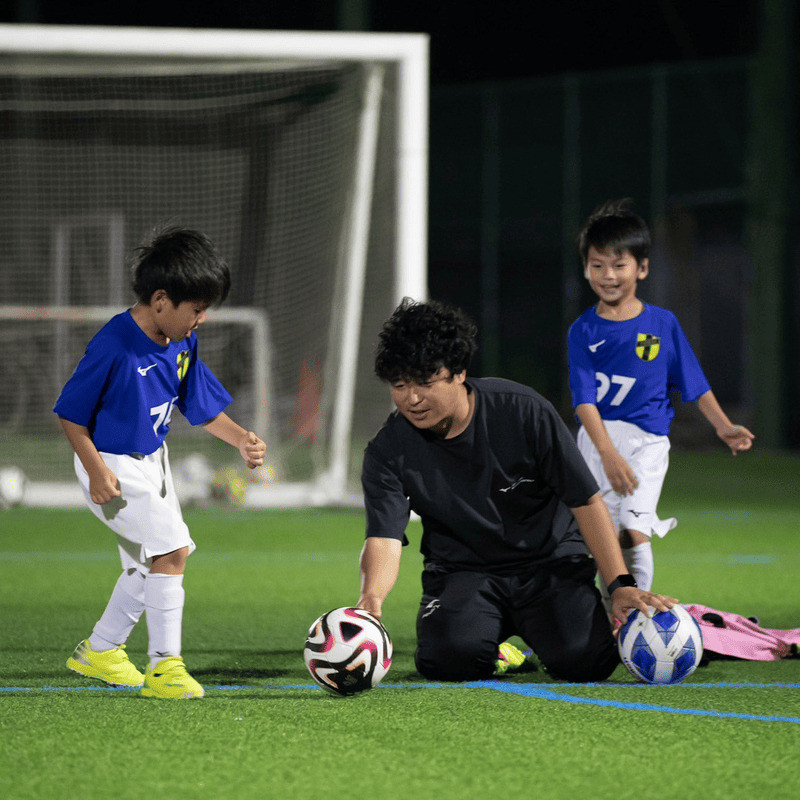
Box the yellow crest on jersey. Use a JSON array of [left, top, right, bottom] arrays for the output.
[[177, 350, 190, 380], [636, 333, 660, 361]]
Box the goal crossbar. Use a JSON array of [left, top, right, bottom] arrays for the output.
[[0, 23, 428, 309]]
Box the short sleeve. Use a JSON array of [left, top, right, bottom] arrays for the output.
[[361, 443, 411, 544], [177, 343, 232, 425], [668, 315, 711, 402], [53, 338, 114, 426], [526, 397, 599, 508]]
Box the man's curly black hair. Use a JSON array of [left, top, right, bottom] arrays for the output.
[[374, 298, 478, 383]]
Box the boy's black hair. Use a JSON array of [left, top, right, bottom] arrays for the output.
[[131, 226, 231, 306], [374, 298, 478, 383], [577, 198, 651, 264]]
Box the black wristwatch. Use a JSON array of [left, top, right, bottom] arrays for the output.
[[607, 574, 638, 595]]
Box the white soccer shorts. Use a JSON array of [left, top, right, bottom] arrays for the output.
[[74, 443, 196, 572], [577, 419, 677, 539]]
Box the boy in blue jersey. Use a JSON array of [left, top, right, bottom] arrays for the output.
[[568, 200, 754, 608], [55, 227, 266, 698]]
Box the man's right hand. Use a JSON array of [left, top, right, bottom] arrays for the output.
[[357, 596, 384, 618]]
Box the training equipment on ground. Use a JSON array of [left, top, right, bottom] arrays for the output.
[[304, 607, 393, 696], [684, 602, 800, 661], [0, 24, 427, 508], [618, 604, 703, 684], [210, 467, 249, 506]]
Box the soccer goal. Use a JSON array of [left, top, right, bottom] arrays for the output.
[[0, 23, 428, 508]]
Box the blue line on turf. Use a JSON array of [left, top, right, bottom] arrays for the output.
[[3, 681, 799, 692], [464, 680, 800, 723], [3, 681, 799, 723]]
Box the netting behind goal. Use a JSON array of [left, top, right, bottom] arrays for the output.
[[0, 26, 428, 505]]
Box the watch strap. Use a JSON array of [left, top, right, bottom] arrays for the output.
[[607, 574, 638, 595]]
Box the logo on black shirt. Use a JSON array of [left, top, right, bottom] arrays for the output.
[[500, 477, 536, 493]]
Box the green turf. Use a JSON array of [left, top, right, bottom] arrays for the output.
[[1, 451, 799, 799]]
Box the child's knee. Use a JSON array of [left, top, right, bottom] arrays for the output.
[[619, 528, 649, 548], [149, 545, 189, 574]]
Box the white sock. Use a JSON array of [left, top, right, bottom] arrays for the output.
[[89, 568, 146, 651], [622, 541, 654, 593], [144, 572, 185, 669]]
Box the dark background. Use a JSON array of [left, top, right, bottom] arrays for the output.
[[2, 1, 798, 447], [0, 1, 763, 82]]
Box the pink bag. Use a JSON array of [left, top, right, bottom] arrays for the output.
[[684, 603, 800, 661]]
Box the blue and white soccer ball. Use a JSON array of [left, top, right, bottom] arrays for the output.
[[303, 607, 393, 696], [618, 605, 703, 684]]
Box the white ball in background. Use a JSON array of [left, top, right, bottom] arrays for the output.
[[171, 454, 215, 506], [0, 466, 28, 508]]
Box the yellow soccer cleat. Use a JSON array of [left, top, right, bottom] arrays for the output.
[[67, 639, 145, 688], [142, 656, 205, 699], [494, 641, 528, 676]]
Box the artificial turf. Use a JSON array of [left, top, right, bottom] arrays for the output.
[[1, 451, 799, 799]]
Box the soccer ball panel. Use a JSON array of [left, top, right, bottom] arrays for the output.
[[303, 607, 393, 696], [618, 605, 703, 684]]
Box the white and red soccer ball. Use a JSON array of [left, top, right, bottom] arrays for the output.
[[618, 604, 703, 684], [303, 607, 393, 696]]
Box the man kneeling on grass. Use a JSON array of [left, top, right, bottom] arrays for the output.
[[357, 298, 675, 682]]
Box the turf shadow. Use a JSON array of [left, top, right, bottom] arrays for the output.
[[194, 667, 291, 682]]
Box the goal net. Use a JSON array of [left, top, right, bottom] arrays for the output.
[[0, 24, 428, 507]]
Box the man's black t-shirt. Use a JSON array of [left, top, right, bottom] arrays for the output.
[[362, 377, 600, 574]]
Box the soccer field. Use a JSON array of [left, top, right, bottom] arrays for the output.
[[1, 451, 799, 799]]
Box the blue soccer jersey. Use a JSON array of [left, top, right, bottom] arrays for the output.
[[567, 303, 710, 436], [54, 310, 232, 455]]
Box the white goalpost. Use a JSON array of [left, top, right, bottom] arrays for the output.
[[0, 24, 429, 508]]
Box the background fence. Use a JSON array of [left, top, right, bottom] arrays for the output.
[[429, 55, 798, 449]]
